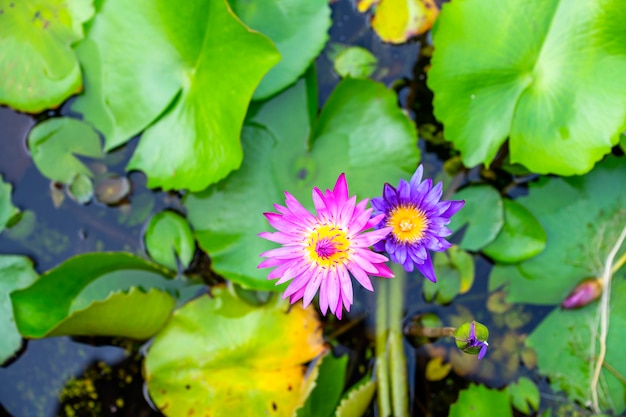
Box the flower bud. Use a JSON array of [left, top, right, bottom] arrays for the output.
[[561, 278, 602, 310], [454, 321, 489, 360]]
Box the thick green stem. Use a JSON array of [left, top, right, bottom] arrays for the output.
[[389, 266, 409, 417], [375, 279, 391, 417]]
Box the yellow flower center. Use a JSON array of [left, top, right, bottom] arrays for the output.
[[387, 204, 428, 243], [306, 224, 350, 268]]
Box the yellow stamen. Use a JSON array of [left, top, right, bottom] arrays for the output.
[[306, 224, 350, 268], [387, 204, 428, 243]]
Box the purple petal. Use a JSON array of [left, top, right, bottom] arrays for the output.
[[416, 252, 437, 282]]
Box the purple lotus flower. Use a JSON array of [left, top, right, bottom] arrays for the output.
[[259, 173, 394, 319], [370, 165, 464, 282]]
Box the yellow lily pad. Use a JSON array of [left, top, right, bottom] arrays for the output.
[[358, 0, 439, 44], [144, 286, 325, 417]]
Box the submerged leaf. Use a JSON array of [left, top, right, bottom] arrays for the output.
[[144, 286, 325, 417], [185, 76, 418, 290], [11, 252, 182, 339], [0, 256, 37, 363], [72, 0, 280, 191], [428, 0, 626, 175], [0, 0, 93, 112], [27, 117, 103, 184], [0, 175, 19, 233], [334, 46, 378, 79], [449, 384, 513, 417]]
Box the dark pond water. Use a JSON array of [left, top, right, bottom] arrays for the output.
[[0, 1, 574, 417]]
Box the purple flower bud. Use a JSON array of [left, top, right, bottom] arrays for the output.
[[561, 278, 602, 309]]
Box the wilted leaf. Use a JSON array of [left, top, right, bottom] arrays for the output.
[[425, 356, 452, 381], [72, 0, 280, 191], [0, 0, 93, 112], [428, 0, 626, 175], [359, 0, 438, 44], [185, 76, 419, 290], [144, 286, 325, 417]]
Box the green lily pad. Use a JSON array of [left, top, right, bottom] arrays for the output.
[[11, 252, 182, 338], [482, 199, 547, 263], [423, 245, 474, 304], [449, 384, 513, 417], [335, 376, 376, 417], [68, 173, 94, 204], [0, 0, 93, 112], [0, 255, 37, 363], [144, 286, 326, 417], [507, 377, 539, 415], [27, 117, 103, 184], [144, 211, 195, 271], [527, 278, 626, 414], [503, 157, 626, 304], [185, 76, 419, 290], [428, 0, 626, 175], [72, 0, 280, 191], [333, 46, 378, 79], [230, 0, 331, 99], [295, 353, 348, 417], [0, 175, 19, 233], [448, 185, 503, 251]]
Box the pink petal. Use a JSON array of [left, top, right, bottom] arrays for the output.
[[303, 267, 325, 307], [348, 263, 374, 291], [372, 262, 394, 278], [319, 277, 329, 316], [326, 269, 340, 314], [352, 227, 392, 247], [338, 266, 353, 305]]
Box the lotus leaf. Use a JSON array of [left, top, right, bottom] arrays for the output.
[[0, 175, 18, 232], [72, 0, 280, 191], [229, 0, 331, 99], [0, 256, 37, 363], [144, 286, 325, 417], [11, 252, 182, 339], [144, 211, 195, 271], [428, 0, 626, 175], [185, 76, 419, 290], [0, 0, 93, 112]]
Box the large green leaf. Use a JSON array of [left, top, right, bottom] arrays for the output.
[[482, 199, 546, 264], [500, 157, 626, 304], [428, 0, 626, 175], [11, 252, 182, 338], [27, 117, 103, 184], [185, 76, 419, 290], [144, 286, 325, 417], [0, 175, 19, 233], [0, 0, 93, 112], [0, 256, 37, 363], [230, 0, 331, 99], [72, 0, 280, 191], [527, 278, 626, 414]]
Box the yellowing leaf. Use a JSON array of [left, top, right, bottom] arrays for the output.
[[360, 0, 439, 44], [425, 356, 452, 381], [144, 286, 325, 417]]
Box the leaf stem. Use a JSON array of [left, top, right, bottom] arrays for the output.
[[388, 265, 408, 417], [375, 279, 391, 417], [591, 223, 626, 413]]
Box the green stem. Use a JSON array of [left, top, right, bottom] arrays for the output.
[[375, 279, 391, 417], [389, 265, 409, 417]]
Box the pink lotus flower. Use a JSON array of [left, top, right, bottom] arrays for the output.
[[259, 173, 394, 319]]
